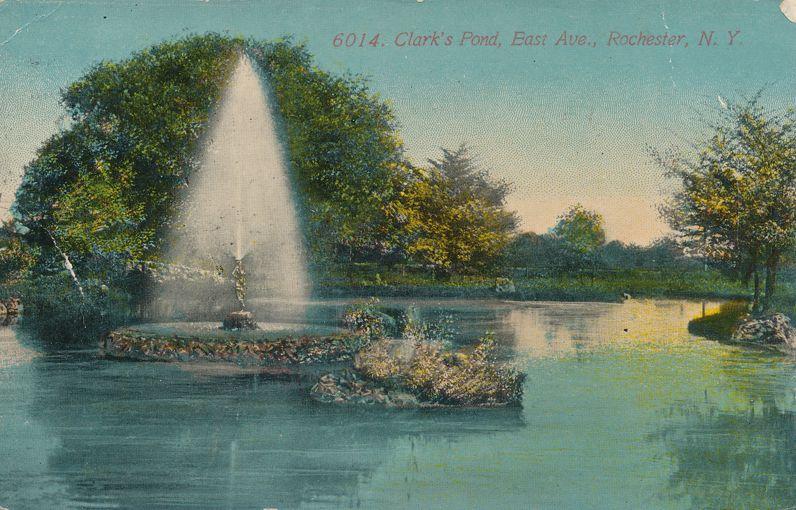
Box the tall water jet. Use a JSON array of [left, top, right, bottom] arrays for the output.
[[157, 54, 310, 322]]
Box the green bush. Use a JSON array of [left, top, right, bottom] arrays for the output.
[[19, 275, 132, 344], [341, 298, 397, 338]]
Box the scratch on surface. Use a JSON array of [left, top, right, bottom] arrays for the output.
[[0, 3, 62, 48], [660, 7, 677, 90]]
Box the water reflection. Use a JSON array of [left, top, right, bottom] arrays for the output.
[[654, 398, 796, 509], [0, 322, 36, 368], [503, 299, 721, 357]]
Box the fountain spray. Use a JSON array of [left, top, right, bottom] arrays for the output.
[[158, 53, 309, 324]]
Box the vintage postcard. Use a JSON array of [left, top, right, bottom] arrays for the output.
[[0, 1, 795, 508]]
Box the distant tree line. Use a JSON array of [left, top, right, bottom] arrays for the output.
[[503, 204, 703, 276]]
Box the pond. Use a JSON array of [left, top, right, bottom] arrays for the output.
[[0, 298, 794, 509]]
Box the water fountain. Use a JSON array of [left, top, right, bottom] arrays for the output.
[[104, 53, 360, 367], [155, 53, 311, 326]]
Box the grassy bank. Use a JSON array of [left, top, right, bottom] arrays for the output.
[[687, 275, 795, 342], [687, 301, 750, 341], [317, 267, 750, 302]]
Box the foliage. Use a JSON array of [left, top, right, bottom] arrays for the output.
[[505, 223, 697, 277], [509, 269, 747, 301], [768, 272, 796, 321], [597, 237, 701, 272], [51, 159, 152, 257], [549, 203, 606, 270], [346, 308, 524, 406], [400, 306, 456, 345], [247, 38, 408, 260], [319, 263, 748, 302], [552, 204, 606, 253], [427, 144, 512, 208], [15, 34, 240, 266], [355, 335, 525, 406], [503, 232, 556, 271], [657, 96, 796, 311], [501, 204, 607, 275], [341, 298, 395, 339], [0, 222, 37, 286], [19, 274, 133, 344], [389, 145, 517, 273]]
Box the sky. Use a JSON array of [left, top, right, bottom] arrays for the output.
[[0, 0, 794, 244]]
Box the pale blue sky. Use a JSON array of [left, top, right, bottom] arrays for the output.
[[1, 0, 794, 243]]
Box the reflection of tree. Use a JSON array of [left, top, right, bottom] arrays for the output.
[[505, 302, 622, 356], [652, 399, 796, 509], [21, 351, 524, 509]]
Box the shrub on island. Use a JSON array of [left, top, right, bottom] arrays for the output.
[[341, 297, 397, 339], [312, 333, 525, 408]]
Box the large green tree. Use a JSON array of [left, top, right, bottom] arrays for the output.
[[427, 144, 512, 209], [549, 204, 606, 272], [13, 35, 412, 281], [390, 145, 517, 273], [552, 204, 606, 253], [657, 97, 796, 311], [248, 38, 408, 261], [14, 34, 241, 273]]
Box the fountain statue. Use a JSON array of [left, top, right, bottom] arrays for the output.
[[222, 258, 259, 330], [232, 258, 247, 309]]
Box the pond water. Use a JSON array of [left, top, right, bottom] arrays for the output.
[[1, 298, 795, 509]]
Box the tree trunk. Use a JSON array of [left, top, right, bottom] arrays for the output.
[[743, 250, 762, 312], [752, 268, 762, 313], [763, 249, 781, 312]]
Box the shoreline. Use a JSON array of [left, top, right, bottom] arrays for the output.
[[316, 285, 749, 303]]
